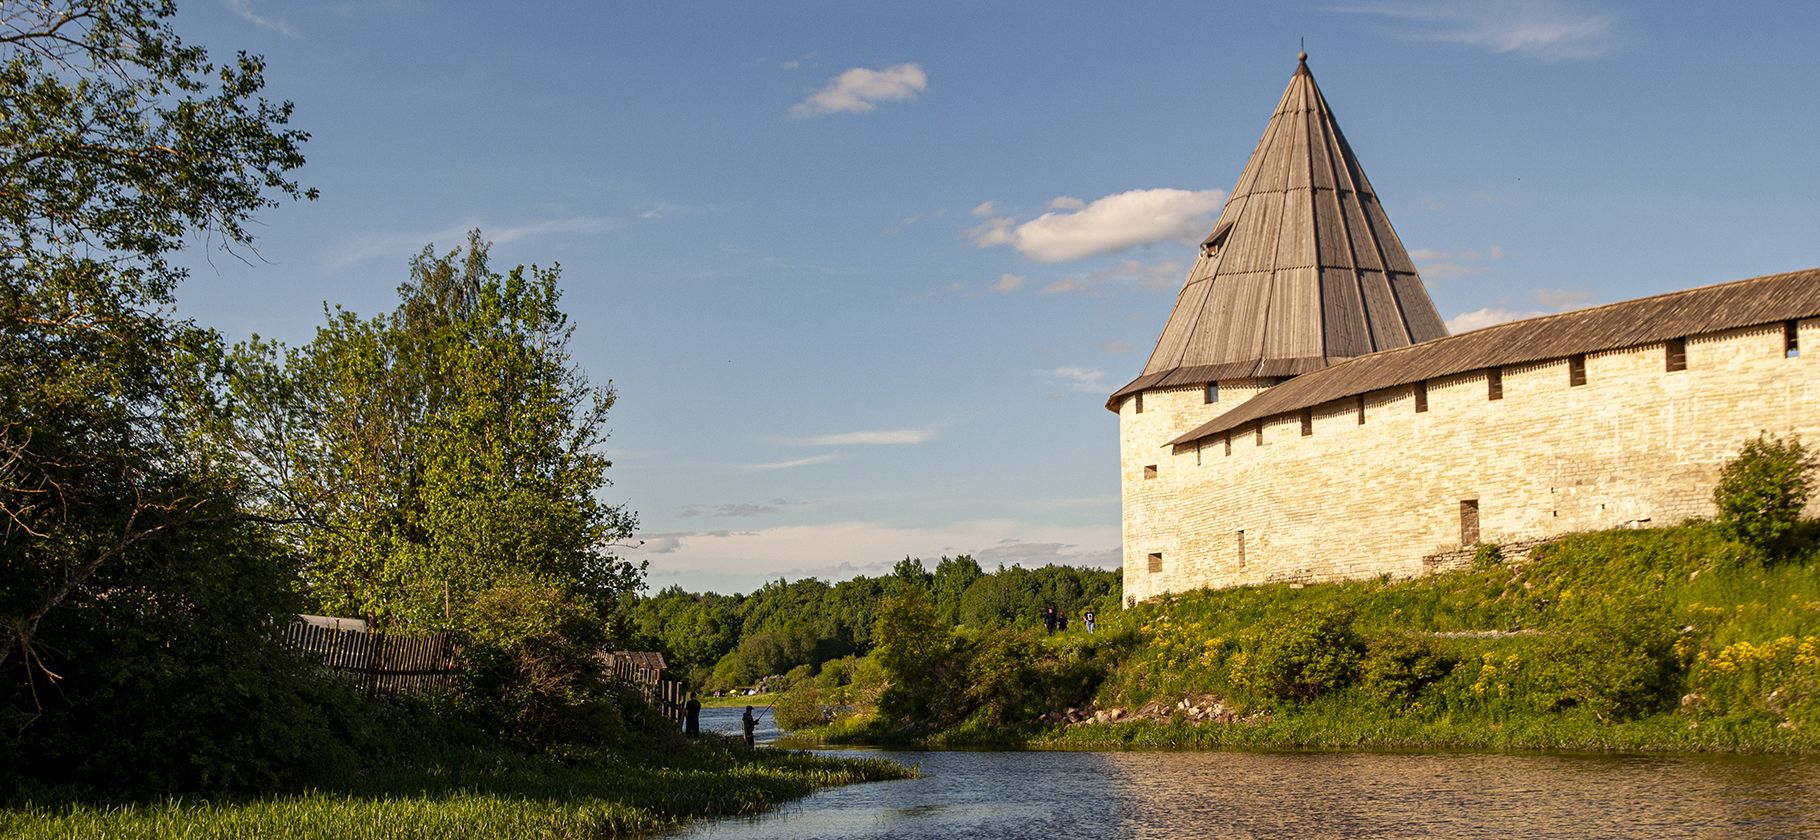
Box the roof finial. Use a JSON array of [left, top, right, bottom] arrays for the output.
[[1299, 36, 1306, 63]]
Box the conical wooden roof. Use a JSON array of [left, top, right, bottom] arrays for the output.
[[1110, 55, 1447, 406]]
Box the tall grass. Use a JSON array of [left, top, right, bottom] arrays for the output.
[[0, 739, 913, 839]]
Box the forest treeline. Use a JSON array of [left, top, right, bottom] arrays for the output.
[[628, 557, 1120, 689]]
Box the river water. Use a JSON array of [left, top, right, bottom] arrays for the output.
[[675, 721, 1820, 840]]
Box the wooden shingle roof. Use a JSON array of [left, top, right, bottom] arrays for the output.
[[1165, 267, 1820, 448], [1109, 54, 1447, 410]]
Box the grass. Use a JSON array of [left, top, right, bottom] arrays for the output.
[[786, 523, 1820, 755], [0, 738, 913, 839]]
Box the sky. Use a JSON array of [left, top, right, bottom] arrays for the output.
[[167, 1, 1820, 595]]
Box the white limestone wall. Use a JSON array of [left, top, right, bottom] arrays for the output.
[[1118, 319, 1820, 605]]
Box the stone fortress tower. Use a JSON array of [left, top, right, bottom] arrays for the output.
[[1110, 55, 1820, 606]]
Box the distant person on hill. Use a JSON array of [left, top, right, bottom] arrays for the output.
[[1043, 606, 1057, 635], [1083, 607, 1096, 635], [684, 692, 701, 737], [741, 705, 757, 748], [1058, 611, 1069, 632]]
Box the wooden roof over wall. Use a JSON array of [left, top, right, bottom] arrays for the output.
[[1109, 54, 1447, 410], [1166, 267, 1820, 448]]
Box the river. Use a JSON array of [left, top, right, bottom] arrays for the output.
[[680, 714, 1820, 839]]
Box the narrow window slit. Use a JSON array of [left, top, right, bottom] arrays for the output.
[[1487, 369, 1503, 401]]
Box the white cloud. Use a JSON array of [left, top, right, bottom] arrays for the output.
[[626, 519, 1121, 582], [788, 63, 927, 118], [1093, 340, 1132, 355], [325, 217, 616, 273], [780, 428, 934, 445], [1041, 259, 1182, 296], [1534, 287, 1591, 309], [990, 274, 1025, 294], [1446, 306, 1543, 333], [1045, 366, 1107, 392], [1048, 196, 1086, 210], [967, 188, 1226, 263], [1334, 0, 1622, 60], [717, 503, 778, 517], [740, 454, 838, 471], [224, 0, 296, 36], [970, 201, 997, 217], [1420, 262, 1494, 280]]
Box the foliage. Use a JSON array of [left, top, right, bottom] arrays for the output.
[[1714, 432, 1817, 560], [1690, 635, 1820, 727], [463, 586, 616, 747], [871, 587, 947, 698], [1472, 543, 1504, 570], [1360, 635, 1455, 709], [229, 232, 642, 633], [1245, 604, 1364, 703]]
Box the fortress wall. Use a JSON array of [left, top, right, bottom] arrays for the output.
[[1121, 318, 1820, 605]]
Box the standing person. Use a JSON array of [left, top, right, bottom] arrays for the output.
[[1043, 606, 1057, 635], [1058, 611, 1069, 632], [1083, 607, 1097, 635], [684, 692, 702, 737], [741, 705, 757, 748]]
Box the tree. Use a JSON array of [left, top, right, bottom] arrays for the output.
[[1714, 432, 1817, 560], [231, 232, 642, 632], [0, 0, 311, 671], [871, 586, 946, 696]]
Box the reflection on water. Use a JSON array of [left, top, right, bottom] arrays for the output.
[[697, 705, 784, 743], [673, 747, 1820, 839]]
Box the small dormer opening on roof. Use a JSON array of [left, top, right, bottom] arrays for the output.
[[1200, 221, 1233, 258]]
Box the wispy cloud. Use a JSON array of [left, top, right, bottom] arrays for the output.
[[1041, 259, 1181, 296], [325, 217, 616, 272], [789, 63, 927, 118], [1445, 285, 1595, 332], [1333, 0, 1622, 60], [625, 519, 1121, 583], [1045, 366, 1106, 393], [967, 188, 1225, 263], [990, 274, 1025, 294], [223, 0, 296, 36], [779, 428, 934, 445], [1411, 244, 1505, 280], [740, 454, 838, 471], [1092, 340, 1132, 355]]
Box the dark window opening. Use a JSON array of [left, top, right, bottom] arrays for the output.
[[1787, 321, 1801, 358], [1147, 552, 1163, 573], [1357, 395, 1366, 425], [1300, 408, 1313, 436], [1195, 439, 1202, 466], [1224, 434, 1232, 456], [1134, 392, 1144, 413], [1569, 355, 1587, 386], [1666, 338, 1687, 372], [1206, 382, 1219, 404], [1487, 369, 1503, 400], [1255, 422, 1264, 446], [1143, 464, 1158, 480], [1460, 500, 1481, 546], [1414, 382, 1429, 413]]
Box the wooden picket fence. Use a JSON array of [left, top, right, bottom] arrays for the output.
[[282, 621, 465, 697], [599, 650, 685, 725]]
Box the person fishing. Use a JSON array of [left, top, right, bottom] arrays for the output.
[[684, 692, 701, 737], [741, 705, 758, 748]]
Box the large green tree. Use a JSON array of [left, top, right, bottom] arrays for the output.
[[232, 232, 642, 633], [0, 0, 311, 672]]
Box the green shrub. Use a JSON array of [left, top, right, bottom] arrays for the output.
[[1248, 604, 1364, 703], [1472, 543, 1504, 569], [1714, 432, 1817, 561], [1360, 635, 1455, 709]]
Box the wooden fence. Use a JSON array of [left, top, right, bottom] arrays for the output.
[[599, 650, 685, 725], [282, 621, 465, 697]]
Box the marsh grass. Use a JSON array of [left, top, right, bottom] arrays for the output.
[[0, 739, 913, 839]]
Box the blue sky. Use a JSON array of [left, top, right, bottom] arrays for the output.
[[171, 1, 1820, 594]]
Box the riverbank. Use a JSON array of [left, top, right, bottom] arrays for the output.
[[0, 738, 912, 839], [779, 523, 1820, 755], [701, 693, 777, 708]]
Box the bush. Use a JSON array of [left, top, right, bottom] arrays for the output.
[[1248, 604, 1364, 703], [1714, 432, 1817, 560], [1472, 543, 1504, 570], [1361, 635, 1455, 709]]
